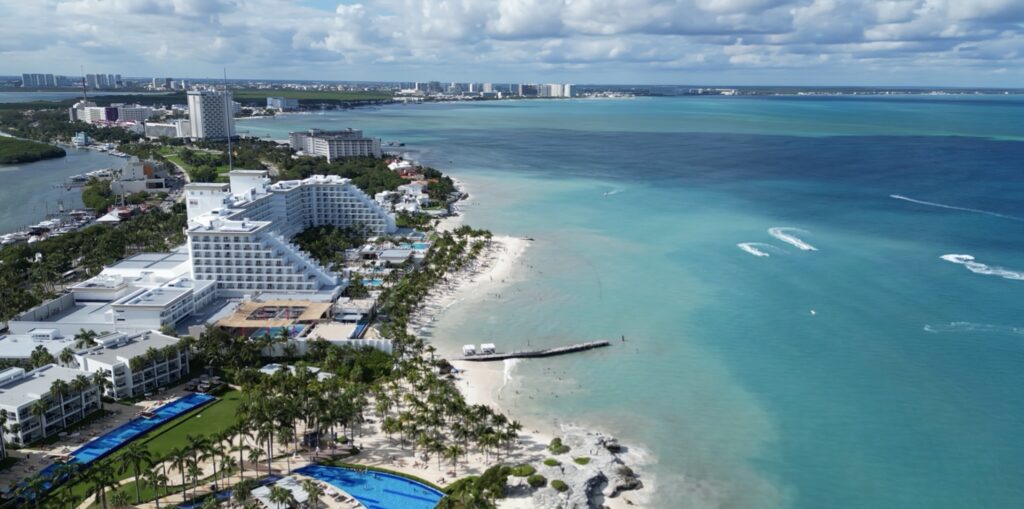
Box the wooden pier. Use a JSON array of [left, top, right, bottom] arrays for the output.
[[455, 340, 611, 362]]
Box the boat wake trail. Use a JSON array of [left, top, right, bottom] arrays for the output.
[[737, 242, 777, 257], [940, 254, 1024, 281], [890, 194, 1024, 222], [603, 188, 624, 197], [768, 227, 818, 251], [924, 322, 1024, 335]]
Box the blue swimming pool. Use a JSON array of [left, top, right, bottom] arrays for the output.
[[39, 393, 216, 478], [412, 242, 430, 250], [295, 465, 444, 509], [249, 324, 308, 340], [364, 278, 384, 287]]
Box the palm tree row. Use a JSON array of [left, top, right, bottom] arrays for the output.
[[376, 356, 523, 475], [377, 228, 492, 351]]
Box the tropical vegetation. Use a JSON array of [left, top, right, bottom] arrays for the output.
[[0, 205, 187, 321], [0, 136, 65, 164]]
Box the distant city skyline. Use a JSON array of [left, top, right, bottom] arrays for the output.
[[2, 0, 1023, 87]]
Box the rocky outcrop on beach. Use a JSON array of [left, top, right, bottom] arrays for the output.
[[508, 429, 644, 509]]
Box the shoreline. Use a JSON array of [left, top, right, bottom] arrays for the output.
[[409, 180, 651, 508]]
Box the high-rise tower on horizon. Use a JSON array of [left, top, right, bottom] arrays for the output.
[[186, 89, 235, 139]]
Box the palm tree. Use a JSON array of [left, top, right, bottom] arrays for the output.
[[91, 369, 112, 406], [143, 469, 169, 509], [219, 455, 237, 484], [246, 447, 263, 476], [278, 426, 294, 474], [86, 464, 118, 509], [233, 479, 255, 508], [49, 379, 70, 429], [199, 441, 220, 486], [268, 485, 294, 509], [30, 399, 49, 439], [74, 329, 98, 349], [444, 444, 464, 475], [168, 447, 191, 502], [50, 489, 79, 509], [230, 438, 249, 480], [18, 475, 45, 509], [58, 347, 76, 368], [187, 459, 202, 501], [0, 410, 7, 454], [301, 479, 324, 509], [428, 439, 446, 469], [110, 489, 132, 509], [70, 374, 92, 416], [119, 442, 153, 503]]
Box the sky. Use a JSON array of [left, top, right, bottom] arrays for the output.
[[1, 0, 1023, 87]]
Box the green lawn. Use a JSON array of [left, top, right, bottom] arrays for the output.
[[48, 390, 243, 503], [232, 89, 393, 102], [161, 149, 231, 183]]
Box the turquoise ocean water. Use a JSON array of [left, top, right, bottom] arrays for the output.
[[239, 96, 1024, 508]]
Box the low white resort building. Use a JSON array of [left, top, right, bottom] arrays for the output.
[[0, 365, 101, 446], [0, 328, 76, 364], [288, 128, 382, 161], [8, 248, 216, 338], [185, 169, 396, 297], [74, 331, 190, 400]]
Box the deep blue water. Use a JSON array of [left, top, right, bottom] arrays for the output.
[[240, 96, 1024, 508]]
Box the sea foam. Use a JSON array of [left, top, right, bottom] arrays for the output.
[[940, 254, 1024, 281], [924, 322, 1024, 335], [890, 194, 1024, 222], [768, 227, 818, 251], [737, 242, 773, 257]]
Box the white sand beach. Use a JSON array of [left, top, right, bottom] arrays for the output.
[[402, 208, 647, 507]]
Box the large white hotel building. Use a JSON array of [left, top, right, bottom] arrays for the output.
[[185, 170, 396, 296], [186, 89, 235, 139]]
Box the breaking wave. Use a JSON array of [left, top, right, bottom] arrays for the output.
[[737, 242, 775, 257], [768, 227, 818, 251], [890, 194, 1024, 222], [940, 254, 1024, 281], [924, 322, 1024, 335]]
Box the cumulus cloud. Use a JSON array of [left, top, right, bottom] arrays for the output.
[[0, 0, 1021, 85]]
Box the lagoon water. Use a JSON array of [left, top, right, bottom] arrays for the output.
[[0, 148, 124, 233], [240, 96, 1024, 508]]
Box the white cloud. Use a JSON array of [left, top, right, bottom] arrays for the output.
[[0, 0, 1020, 85]]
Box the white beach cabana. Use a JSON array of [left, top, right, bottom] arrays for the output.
[[462, 344, 476, 356]]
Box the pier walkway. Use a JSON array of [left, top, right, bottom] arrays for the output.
[[455, 340, 611, 362]]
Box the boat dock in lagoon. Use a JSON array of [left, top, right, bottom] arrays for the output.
[[456, 340, 611, 361]]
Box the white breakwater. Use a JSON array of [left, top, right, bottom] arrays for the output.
[[940, 254, 1024, 281], [891, 194, 1024, 222], [768, 227, 818, 251]]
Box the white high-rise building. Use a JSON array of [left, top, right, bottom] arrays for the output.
[[185, 170, 396, 296], [187, 90, 235, 139]]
